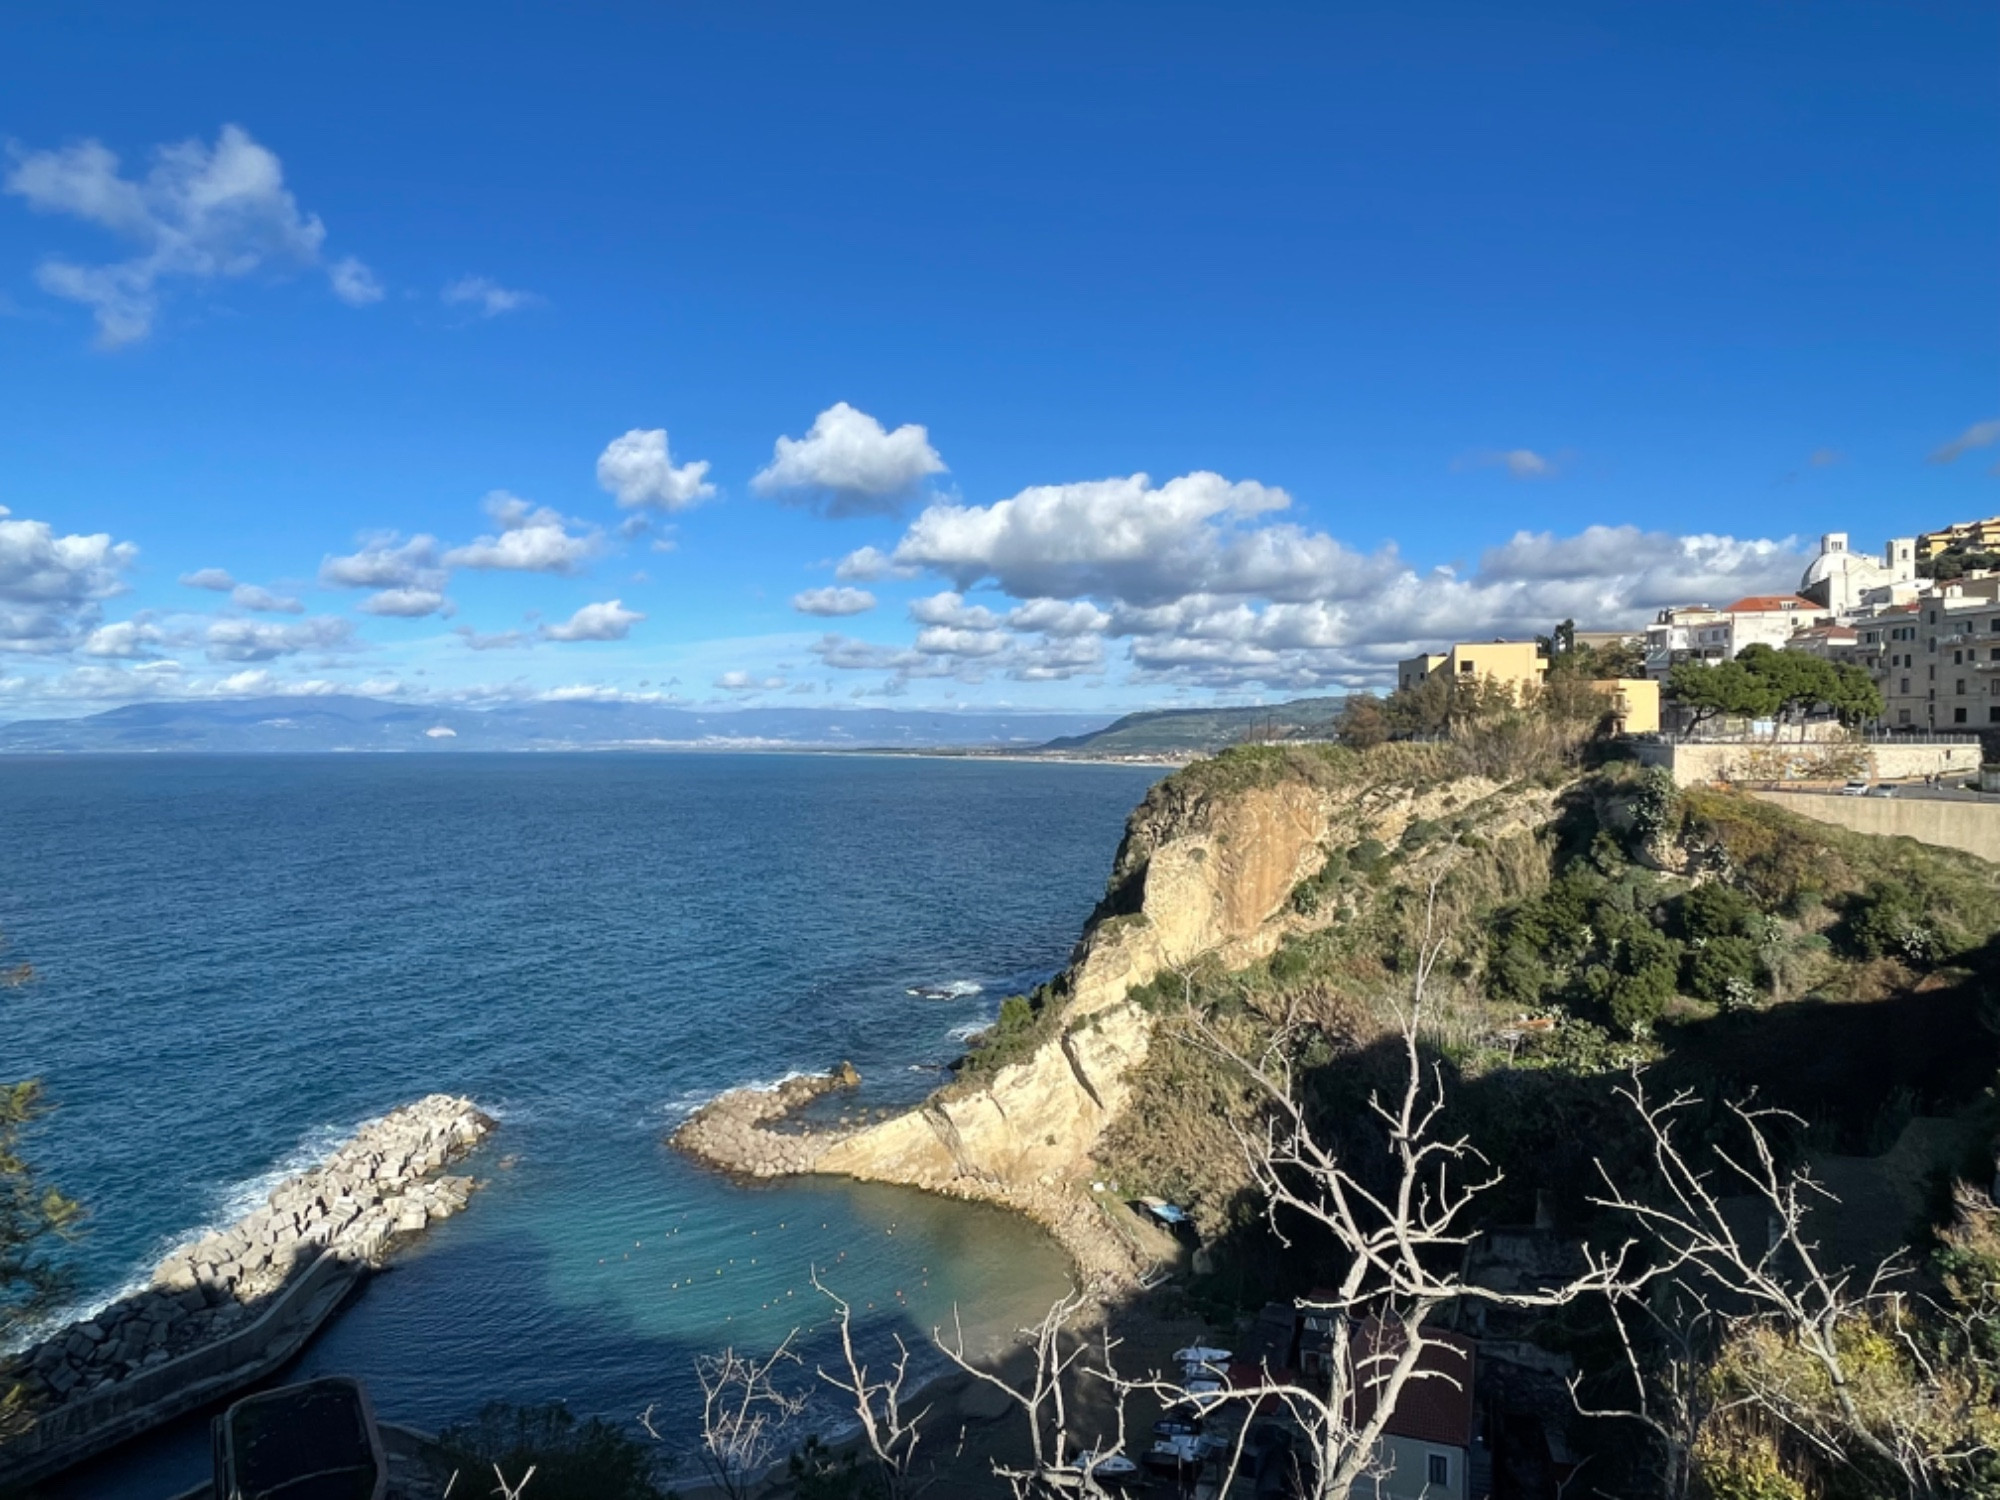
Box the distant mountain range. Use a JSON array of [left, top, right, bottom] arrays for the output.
[[1038, 696, 1346, 754], [0, 696, 1114, 754], [0, 693, 1352, 755]]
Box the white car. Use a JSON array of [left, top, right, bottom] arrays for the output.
[[1840, 779, 1872, 796]]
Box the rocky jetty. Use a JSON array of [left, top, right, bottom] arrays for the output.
[[671, 1063, 862, 1178], [6, 1094, 493, 1412]]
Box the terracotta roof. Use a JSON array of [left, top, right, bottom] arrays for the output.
[[1295, 1314, 1476, 1448], [1722, 594, 1825, 615]]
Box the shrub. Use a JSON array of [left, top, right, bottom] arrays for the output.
[[437, 1403, 664, 1500], [1687, 935, 1762, 1007], [1677, 882, 1758, 943], [1840, 880, 1946, 966]]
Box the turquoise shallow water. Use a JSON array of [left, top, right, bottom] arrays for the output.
[[0, 752, 1161, 1495]]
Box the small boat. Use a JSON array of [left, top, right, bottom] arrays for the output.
[[1067, 1450, 1140, 1484]]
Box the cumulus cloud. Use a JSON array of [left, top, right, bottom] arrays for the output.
[[835, 466, 1808, 691], [540, 599, 643, 642], [751, 402, 947, 517], [1930, 418, 2000, 465], [3, 125, 373, 345], [202, 615, 354, 663], [597, 428, 715, 512], [792, 586, 877, 617], [443, 493, 602, 575], [715, 671, 788, 692], [180, 567, 235, 591], [358, 587, 452, 618], [834, 545, 916, 582], [442, 275, 539, 317], [319, 533, 445, 591], [231, 583, 304, 614], [81, 620, 165, 658], [0, 509, 139, 652]]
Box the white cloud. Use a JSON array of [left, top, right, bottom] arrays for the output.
[[849, 465, 1809, 691], [81, 620, 165, 658], [909, 591, 1008, 631], [1930, 417, 2000, 465], [751, 402, 947, 517], [328, 255, 383, 306], [3, 125, 369, 346], [540, 599, 643, 642], [319, 533, 445, 590], [203, 615, 354, 663], [231, 583, 304, 614], [888, 470, 1299, 604], [834, 545, 916, 582], [597, 428, 715, 512], [442, 275, 539, 317], [715, 671, 787, 692], [792, 586, 877, 617], [358, 587, 452, 618], [443, 492, 601, 575], [0, 511, 139, 652], [179, 567, 235, 591]]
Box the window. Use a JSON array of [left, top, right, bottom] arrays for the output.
[[1901, 678, 1910, 694], [1459, 660, 1474, 674], [1991, 707, 2000, 723], [1957, 707, 1969, 723], [1428, 1454, 1450, 1487], [1955, 650, 1964, 664], [1958, 680, 1968, 695], [1899, 709, 1912, 724]]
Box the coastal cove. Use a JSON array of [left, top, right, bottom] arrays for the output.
[[0, 753, 1162, 1496]]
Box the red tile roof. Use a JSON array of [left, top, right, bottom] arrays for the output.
[[1723, 594, 1825, 615], [1297, 1313, 1476, 1448]]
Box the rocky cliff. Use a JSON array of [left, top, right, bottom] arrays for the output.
[[679, 744, 1560, 1288]]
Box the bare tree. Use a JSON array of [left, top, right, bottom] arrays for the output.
[[1161, 881, 1641, 1500], [649, 1332, 807, 1500], [1567, 1280, 1723, 1499], [1590, 1076, 1997, 1498], [812, 1267, 938, 1498], [934, 1287, 1132, 1498]]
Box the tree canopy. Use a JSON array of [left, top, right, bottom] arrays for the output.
[[1666, 645, 1881, 731]]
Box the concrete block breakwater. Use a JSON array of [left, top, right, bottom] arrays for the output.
[[8, 1094, 493, 1414]]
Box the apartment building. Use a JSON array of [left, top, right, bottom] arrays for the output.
[[1396, 640, 1546, 697], [1917, 515, 2000, 562], [1859, 589, 2000, 728]]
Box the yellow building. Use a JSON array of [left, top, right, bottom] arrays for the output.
[[1590, 677, 1659, 735], [1396, 641, 1547, 697], [1917, 516, 2000, 561]]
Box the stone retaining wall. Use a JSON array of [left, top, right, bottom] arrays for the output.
[[1636, 739, 1980, 787], [0, 1094, 493, 1482]]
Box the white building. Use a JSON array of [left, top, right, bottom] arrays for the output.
[[1798, 531, 1918, 613], [1644, 596, 1831, 678]]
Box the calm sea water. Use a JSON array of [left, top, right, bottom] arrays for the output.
[[0, 753, 1161, 1496]]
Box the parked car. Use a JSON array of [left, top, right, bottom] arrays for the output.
[[1841, 779, 1872, 796]]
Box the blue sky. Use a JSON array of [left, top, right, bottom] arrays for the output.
[[1, 0, 1995, 717]]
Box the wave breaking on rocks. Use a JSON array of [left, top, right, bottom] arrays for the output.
[[8, 1094, 494, 1412]]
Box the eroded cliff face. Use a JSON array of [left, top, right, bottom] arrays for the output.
[[684, 747, 1559, 1286]]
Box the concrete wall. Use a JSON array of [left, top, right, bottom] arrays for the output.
[[1636, 739, 1981, 788], [1750, 790, 2000, 865], [0, 1252, 364, 1490]]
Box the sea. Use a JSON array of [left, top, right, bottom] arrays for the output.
[[0, 752, 1164, 1496]]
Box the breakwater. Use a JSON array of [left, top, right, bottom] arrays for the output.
[[4, 1095, 492, 1439], [670, 1064, 864, 1177]]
